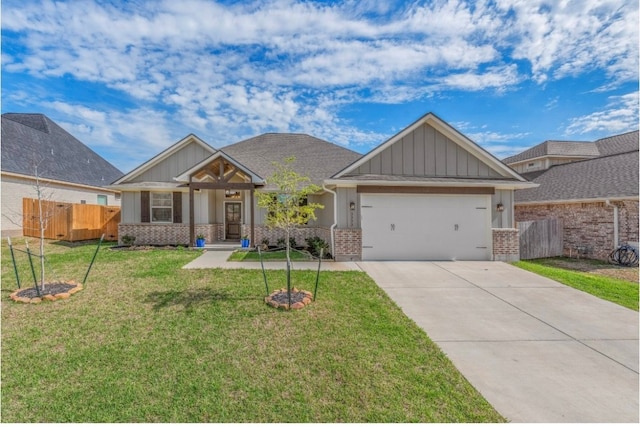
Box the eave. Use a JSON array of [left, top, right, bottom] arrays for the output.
[[2, 171, 121, 194]]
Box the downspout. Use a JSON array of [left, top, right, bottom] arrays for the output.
[[323, 184, 337, 258], [605, 199, 619, 249]]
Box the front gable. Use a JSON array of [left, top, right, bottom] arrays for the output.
[[334, 113, 525, 182], [174, 151, 264, 186], [113, 134, 216, 185], [353, 122, 501, 178]]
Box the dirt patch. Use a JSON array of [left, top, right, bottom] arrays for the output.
[[539, 258, 639, 283]]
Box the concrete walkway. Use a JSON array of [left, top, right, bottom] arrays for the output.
[[182, 249, 361, 271], [358, 261, 639, 423]]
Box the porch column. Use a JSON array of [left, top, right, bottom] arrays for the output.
[[189, 177, 195, 247], [250, 187, 255, 247]]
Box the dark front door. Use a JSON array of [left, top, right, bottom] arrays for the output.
[[225, 202, 242, 240]]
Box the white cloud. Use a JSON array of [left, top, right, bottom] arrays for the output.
[[44, 101, 178, 172], [2, 0, 637, 160], [500, 0, 639, 85], [564, 92, 640, 135]]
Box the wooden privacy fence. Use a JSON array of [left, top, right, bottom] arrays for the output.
[[23, 198, 120, 242], [517, 218, 563, 260]]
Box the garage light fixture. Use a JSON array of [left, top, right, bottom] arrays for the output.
[[349, 201, 356, 210], [496, 202, 505, 212]]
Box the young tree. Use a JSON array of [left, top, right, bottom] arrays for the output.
[[256, 157, 324, 305], [3, 159, 58, 291]]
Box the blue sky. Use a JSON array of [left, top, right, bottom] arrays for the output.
[[2, 0, 638, 174]]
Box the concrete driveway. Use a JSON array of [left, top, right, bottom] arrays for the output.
[[357, 261, 639, 423]]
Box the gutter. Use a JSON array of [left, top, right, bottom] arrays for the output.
[[605, 199, 619, 249], [322, 183, 337, 258]]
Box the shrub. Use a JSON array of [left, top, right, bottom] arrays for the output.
[[305, 236, 330, 258], [122, 234, 136, 246]]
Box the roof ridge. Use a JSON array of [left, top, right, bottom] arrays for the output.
[[544, 149, 638, 171], [594, 129, 639, 142]]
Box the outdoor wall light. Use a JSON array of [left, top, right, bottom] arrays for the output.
[[496, 202, 505, 212], [349, 201, 356, 210]]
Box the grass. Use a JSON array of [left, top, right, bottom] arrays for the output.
[[228, 248, 313, 261], [513, 258, 639, 311], [1, 238, 504, 423]]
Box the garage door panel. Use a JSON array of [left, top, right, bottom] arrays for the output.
[[361, 194, 491, 261]]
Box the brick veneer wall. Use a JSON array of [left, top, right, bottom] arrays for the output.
[[492, 228, 520, 262], [119, 223, 332, 248], [515, 200, 639, 260], [334, 228, 362, 261], [119, 223, 222, 246]]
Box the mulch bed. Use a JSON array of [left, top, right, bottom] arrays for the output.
[[265, 288, 313, 310], [10, 281, 83, 304]]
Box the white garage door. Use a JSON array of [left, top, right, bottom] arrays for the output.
[[360, 194, 492, 261]]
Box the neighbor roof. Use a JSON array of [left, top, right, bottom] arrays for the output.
[[503, 140, 597, 164], [514, 150, 639, 203], [1, 113, 123, 187], [595, 130, 639, 157], [221, 133, 362, 189]]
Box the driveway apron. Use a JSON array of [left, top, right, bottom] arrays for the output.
[[357, 261, 639, 423]]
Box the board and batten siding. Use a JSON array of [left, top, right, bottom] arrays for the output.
[[355, 124, 502, 178], [491, 189, 514, 228], [130, 141, 214, 183], [336, 187, 359, 228]]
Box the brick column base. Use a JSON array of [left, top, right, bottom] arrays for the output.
[[334, 228, 362, 261], [492, 228, 519, 262]]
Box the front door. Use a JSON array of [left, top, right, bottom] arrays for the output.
[[225, 202, 242, 240]]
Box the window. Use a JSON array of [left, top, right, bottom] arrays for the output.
[[97, 195, 108, 205], [151, 192, 172, 222]]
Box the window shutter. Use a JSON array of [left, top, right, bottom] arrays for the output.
[[173, 192, 182, 223], [140, 191, 150, 223]]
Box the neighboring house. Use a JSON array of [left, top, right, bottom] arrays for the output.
[[1, 113, 124, 237], [506, 130, 639, 260], [109, 113, 535, 261]]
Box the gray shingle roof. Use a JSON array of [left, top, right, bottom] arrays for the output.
[[503, 140, 597, 164], [221, 133, 362, 189], [595, 130, 639, 157], [2, 113, 123, 187], [514, 151, 639, 203]]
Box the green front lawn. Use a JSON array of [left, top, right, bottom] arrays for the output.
[[513, 259, 639, 311], [1, 239, 503, 423]]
